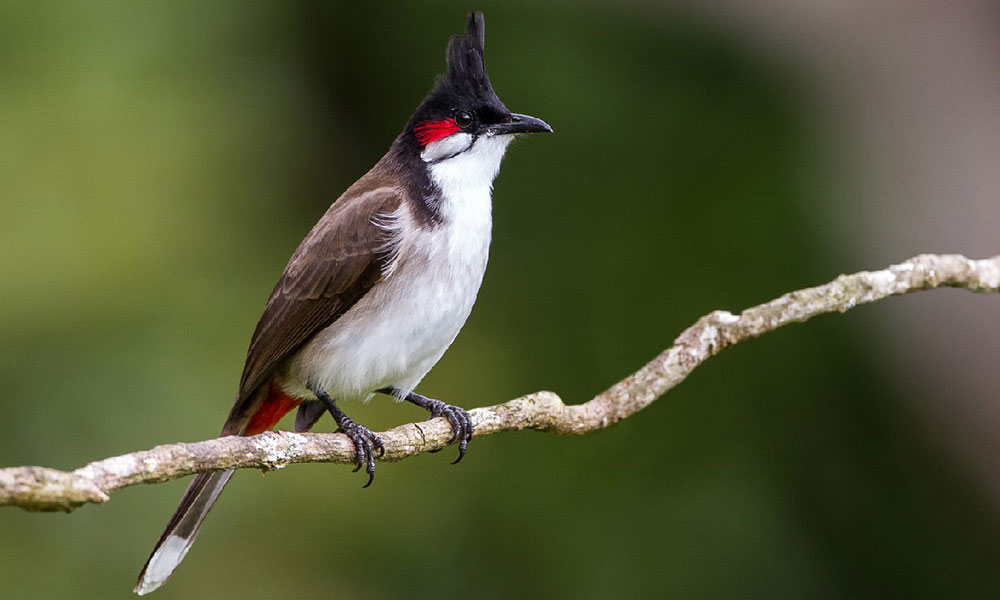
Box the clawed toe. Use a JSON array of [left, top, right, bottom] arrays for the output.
[[337, 419, 384, 488], [426, 402, 474, 464], [314, 389, 385, 487], [378, 388, 475, 464]]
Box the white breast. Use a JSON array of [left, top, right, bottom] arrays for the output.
[[284, 134, 513, 402]]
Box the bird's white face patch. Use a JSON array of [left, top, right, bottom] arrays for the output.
[[420, 132, 474, 163], [426, 134, 513, 191]]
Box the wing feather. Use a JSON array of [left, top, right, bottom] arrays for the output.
[[233, 185, 404, 414]]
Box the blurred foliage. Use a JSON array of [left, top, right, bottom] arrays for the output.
[[1, 2, 998, 599]]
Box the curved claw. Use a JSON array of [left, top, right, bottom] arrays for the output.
[[336, 420, 383, 487], [452, 437, 469, 465], [426, 403, 474, 464], [451, 409, 473, 464], [394, 390, 475, 463], [362, 447, 376, 488], [363, 439, 378, 487]]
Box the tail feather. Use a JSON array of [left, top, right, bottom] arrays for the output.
[[294, 399, 326, 432], [134, 469, 235, 595], [135, 382, 304, 594]]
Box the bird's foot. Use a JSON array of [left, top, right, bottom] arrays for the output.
[[334, 416, 385, 488], [402, 392, 474, 464], [312, 388, 384, 487]]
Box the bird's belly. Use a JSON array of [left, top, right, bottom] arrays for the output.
[[284, 222, 490, 402]]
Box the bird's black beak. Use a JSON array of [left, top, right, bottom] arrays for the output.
[[486, 113, 553, 136]]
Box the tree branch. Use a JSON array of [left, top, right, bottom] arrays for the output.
[[2, 253, 997, 512]]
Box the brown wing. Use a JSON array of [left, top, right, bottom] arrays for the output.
[[232, 184, 404, 412]]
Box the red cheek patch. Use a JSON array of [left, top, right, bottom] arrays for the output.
[[414, 118, 460, 146]]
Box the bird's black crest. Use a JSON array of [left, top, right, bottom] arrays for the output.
[[403, 11, 510, 134], [443, 12, 490, 97]]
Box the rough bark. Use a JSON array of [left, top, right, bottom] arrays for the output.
[[2, 253, 997, 512]]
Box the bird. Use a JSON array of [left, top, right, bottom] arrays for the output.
[[134, 11, 551, 595]]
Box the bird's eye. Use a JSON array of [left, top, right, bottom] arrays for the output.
[[454, 111, 473, 129]]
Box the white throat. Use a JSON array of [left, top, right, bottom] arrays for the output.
[[421, 133, 514, 192]]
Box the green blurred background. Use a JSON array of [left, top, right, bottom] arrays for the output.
[[2, 2, 999, 598]]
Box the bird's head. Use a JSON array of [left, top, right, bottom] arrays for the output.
[[404, 12, 551, 166]]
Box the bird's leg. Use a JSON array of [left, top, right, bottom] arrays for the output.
[[379, 388, 474, 464], [311, 388, 384, 488]]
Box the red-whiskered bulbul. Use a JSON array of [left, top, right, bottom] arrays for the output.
[[134, 11, 550, 595]]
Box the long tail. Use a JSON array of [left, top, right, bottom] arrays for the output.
[[134, 383, 303, 595], [134, 469, 235, 595]]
